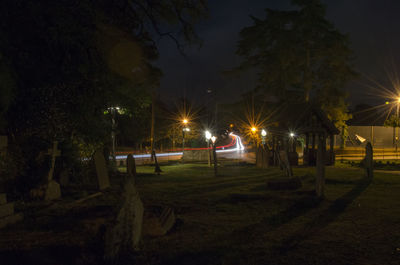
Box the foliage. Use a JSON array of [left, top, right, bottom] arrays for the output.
[[236, 0, 356, 101], [0, 0, 207, 191], [384, 114, 400, 128]]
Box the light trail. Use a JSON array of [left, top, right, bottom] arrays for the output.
[[115, 133, 245, 160]]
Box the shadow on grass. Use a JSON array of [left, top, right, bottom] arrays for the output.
[[277, 175, 373, 254]]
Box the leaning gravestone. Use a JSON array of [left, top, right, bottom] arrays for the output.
[[94, 150, 110, 190], [104, 178, 144, 260], [44, 141, 61, 201], [365, 142, 373, 178], [126, 154, 136, 179], [0, 193, 23, 229]]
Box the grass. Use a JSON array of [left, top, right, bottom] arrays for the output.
[[0, 162, 399, 264], [132, 163, 400, 265]]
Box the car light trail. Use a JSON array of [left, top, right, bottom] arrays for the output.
[[115, 134, 245, 160]]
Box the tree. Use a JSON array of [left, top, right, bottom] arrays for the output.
[[235, 0, 356, 107], [0, 0, 207, 189]]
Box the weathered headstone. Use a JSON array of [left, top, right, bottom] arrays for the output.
[[152, 150, 162, 175], [159, 206, 176, 234], [0, 193, 23, 229], [316, 134, 326, 198], [45, 180, 61, 201], [104, 178, 143, 260], [44, 141, 61, 201], [279, 150, 293, 177], [94, 150, 110, 190], [126, 154, 136, 178], [365, 142, 373, 178], [256, 146, 263, 167]]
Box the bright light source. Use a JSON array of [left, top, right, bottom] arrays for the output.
[[251, 127, 257, 133], [397, 98, 400, 103], [261, 129, 267, 137], [183, 127, 190, 132], [211, 136, 217, 143], [289, 132, 295, 137], [386, 101, 390, 105], [183, 119, 188, 124], [205, 130, 212, 140]]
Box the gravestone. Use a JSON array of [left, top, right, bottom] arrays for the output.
[[279, 150, 293, 177], [0, 193, 23, 229], [104, 178, 143, 260], [94, 150, 110, 190], [365, 142, 373, 178], [159, 206, 176, 234], [152, 150, 162, 175], [126, 154, 136, 178], [44, 141, 61, 201]]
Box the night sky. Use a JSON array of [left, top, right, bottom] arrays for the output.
[[156, 0, 400, 107]]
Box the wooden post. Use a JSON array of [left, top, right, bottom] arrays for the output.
[[316, 133, 326, 198]]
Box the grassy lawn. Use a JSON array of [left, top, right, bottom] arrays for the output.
[[132, 163, 400, 265]]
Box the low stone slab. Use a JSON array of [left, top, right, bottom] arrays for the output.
[[267, 177, 302, 190], [160, 207, 176, 234], [144, 207, 176, 237], [0, 203, 14, 218], [45, 180, 61, 201], [0, 213, 23, 229], [0, 194, 6, 205]]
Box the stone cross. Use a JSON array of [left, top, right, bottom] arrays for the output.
[[365, 142, 373, 178], [46, 141, 61, 181]]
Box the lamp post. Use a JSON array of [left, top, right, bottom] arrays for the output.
[[211, 136, 217, 176], [182, 124, 190, 163], [108, 106, 120, 163], [261, 129, 267, 145], [205, 130, 212, 167], [251, 127, 257, 148], [396, 98, 400, 152]]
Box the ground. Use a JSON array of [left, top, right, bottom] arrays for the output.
[[0, 162, 399, 264]]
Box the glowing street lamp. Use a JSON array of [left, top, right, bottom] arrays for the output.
[[205, 131, 212, 166], [290, 132, 295, 138], [251, 127, 257, 133], [261, 129, 267, 145], [183, 119, 188, 124], [211, 136, 218, 176], [205, 130, 211, 140]]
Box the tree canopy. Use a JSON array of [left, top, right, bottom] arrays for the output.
[[236, 0, 356, 102]]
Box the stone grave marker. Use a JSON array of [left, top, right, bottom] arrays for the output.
[[159, 206, 176, 234], [365, 142, 373, 178], [104, 178, 143, 260], [44, 141, 61, 201], [127, 154, 136, 179], [279, 150, 293, 177], [94, 150, 110, 190], [0, 193, 23, 229]]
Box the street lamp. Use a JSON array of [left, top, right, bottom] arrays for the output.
[[205, 131, 212, 166], [211, 136, 218, 176], [108, 106, 120, 163], [396, 98, 400, 151], [261, 129, 267, 145]]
